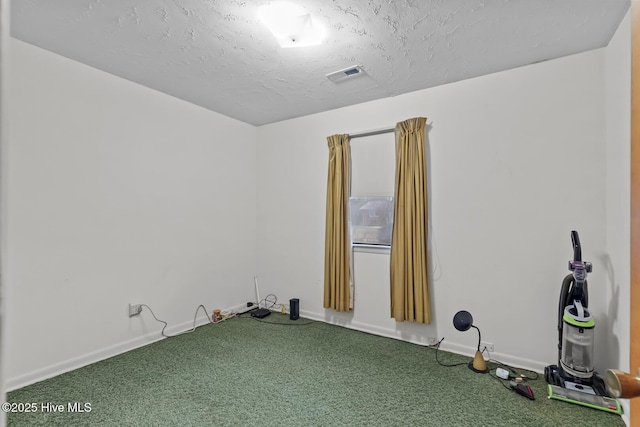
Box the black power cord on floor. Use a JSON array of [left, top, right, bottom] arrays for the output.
[[489, 358, 540, 381], [234, 311, 315, 326], [260, 293, 290, 314], [431, 337, 469, 368], [429, 337, 539, 400], [488, 368, 515, 391], [138, 291, 314, 337]]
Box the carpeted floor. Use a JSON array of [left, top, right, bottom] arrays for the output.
[[6, 314, 626, 426]]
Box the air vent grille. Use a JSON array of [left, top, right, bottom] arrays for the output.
[[326, 65, 365, 83]]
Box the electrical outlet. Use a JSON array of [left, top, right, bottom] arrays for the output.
[[129, 303, 142, 317], [236, 303, 257, 315], [265, 305, 289, 314], [481, 341, 494, 352]]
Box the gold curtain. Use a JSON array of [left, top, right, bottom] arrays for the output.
[[324, 134, 352, 311], [390, 117, 431, 324]]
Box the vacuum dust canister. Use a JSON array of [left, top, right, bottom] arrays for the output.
[[560, 301, 595, 379]]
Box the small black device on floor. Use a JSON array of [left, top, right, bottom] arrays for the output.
[[290, 298, 299, 320], [251, 308, 271, 318]]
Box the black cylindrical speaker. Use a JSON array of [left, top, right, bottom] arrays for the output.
[[290, 298, 299, 320]]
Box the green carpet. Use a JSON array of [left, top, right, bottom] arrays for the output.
[[6, 314, 625, 426]]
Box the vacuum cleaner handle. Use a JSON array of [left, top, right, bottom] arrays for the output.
[[571, 230, 582, 262]]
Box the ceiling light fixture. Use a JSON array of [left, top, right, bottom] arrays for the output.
[[258, 1, 326, 48]]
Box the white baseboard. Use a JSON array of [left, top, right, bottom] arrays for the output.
[[7, 304, 547, 392], [437, 340, 547, 374], [6, 333, 165, 392], [300, 309, 547, 374], [300, 309, 432, 345], [5, 307, 224, 392]]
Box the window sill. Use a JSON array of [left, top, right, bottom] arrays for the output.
[[352, 244, 391, 255]]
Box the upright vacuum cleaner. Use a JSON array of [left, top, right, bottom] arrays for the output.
[[544, 231, 621, 414]]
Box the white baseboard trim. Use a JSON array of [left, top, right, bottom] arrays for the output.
[[5, 306, 227, 392], [300, 309, 432, 345], [6, 333, 165, 392], [300, 309, 547, 374], [437, 340, 547, 374], [8, 305, 547, 392]]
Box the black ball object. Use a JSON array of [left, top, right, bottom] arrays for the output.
[[453, 310, 473, 331]]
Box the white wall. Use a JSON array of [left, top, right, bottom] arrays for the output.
[[6, 20, 630, 397], [605, 10, 631, 422], [257, 48, 608, 372], [5, 39, 258, 389]]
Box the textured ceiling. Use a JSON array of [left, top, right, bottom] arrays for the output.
[[11, 0, 630, 126]]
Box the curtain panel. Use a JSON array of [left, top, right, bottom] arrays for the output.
[[390, 117, 431, 324], [324, 134, 352, 312]]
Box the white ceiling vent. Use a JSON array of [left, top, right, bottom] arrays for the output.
[[326, 65, 365, 83]]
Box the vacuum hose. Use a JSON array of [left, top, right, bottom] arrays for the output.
[[557, 274, 573, 362]]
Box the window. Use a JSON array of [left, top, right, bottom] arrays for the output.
[[349, 131, 395, 248], [349, 196, 394, 245]]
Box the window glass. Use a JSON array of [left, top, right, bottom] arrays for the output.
[[349, 196, 394, 246]]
